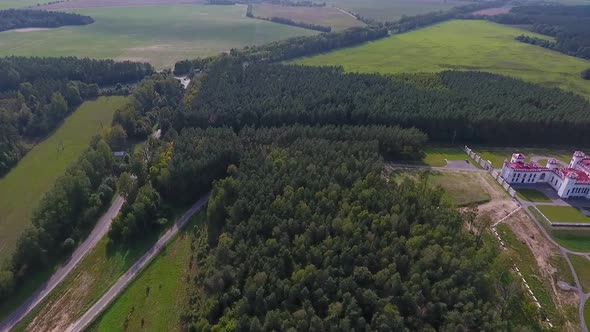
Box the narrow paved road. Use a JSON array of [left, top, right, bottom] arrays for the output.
[[66, 194, 209, 332], [0, 196, 125, 332]]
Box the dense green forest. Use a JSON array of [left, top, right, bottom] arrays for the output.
[[182, 130, 540, 331], [583, 68, 590, 80], [488, 5, 590, 59], [0, 9, 93, 32], [181, 61, 590, 144], [0, 57, 153, 176]]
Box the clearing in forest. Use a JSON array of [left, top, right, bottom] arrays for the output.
[[0, 96, 127, 262], [0, 5, 316, 69], [294, 20, 590, 99], [252, 4, 364, 31]]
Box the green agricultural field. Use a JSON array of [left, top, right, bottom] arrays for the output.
[[325, 0, 465, 22], [295, 20, 590, 99], [516, 188, 551, 203], [252, 4, 364, 31], [0, 96, 126, 261], [0, 5, 316, 69], [0, 0, 39, 9], [537, 206, 590, 224], [569, 255, 590, 293], [88, 214, 204, 332]]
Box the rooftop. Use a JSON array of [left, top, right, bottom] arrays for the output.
[[506, 161, 548, 171], [559, 168, 590, 183]]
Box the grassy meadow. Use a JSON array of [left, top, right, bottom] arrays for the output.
[[252, 4, 364, 31], [325, 0, 465, 22], [294, 20, 590, 99], [569, 255, 590, 293], [0, 5, 316, 69], [0, 0, 39, 9], [537, 206, 590, 224], [0, 96, 126, 261]]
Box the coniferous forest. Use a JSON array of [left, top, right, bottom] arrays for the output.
[[0, 9, 93, 32], [181, 60, 590, 145]]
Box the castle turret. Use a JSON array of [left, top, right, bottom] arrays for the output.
[[571, 151, 585, 168], [511, 153, 526, 163], [546, 158, 559, 170]]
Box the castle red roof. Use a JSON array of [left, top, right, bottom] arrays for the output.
[[506, 161, 547, 171], [559, 168, 590, 184]]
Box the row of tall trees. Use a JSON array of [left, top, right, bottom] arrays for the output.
[[487, 5, 590, 59], [181, 61, 590, 144], [0, 9, 93, 32], [0, 138, 117, 299], [173, 26, 387, 75], [182, 133, 539, 331]]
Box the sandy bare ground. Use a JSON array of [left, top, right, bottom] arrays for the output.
[[37, 0, 206, 10], [10, 28, 52, 32]]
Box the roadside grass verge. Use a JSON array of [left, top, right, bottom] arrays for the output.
[[87, 212, 205, 332], [537, 206, 590, 224], [516, 188, 551, 203], [569, 255, 590, 293], [0, 96, 127, 263], [496, 223, 559, 325]]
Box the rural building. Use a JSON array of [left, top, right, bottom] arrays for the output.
[[501, 151, 590, 199]]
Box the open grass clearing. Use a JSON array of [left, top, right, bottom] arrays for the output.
[[569, 255, 590, 293], [0, 96, 126, 262], [294, 20, 590, 99], [0, 5, 316, 69], [516, 188, 551, 203], [252, 4, 364, 31], [325, 0, 465, 22], [0, 0, 40, 9], [87, 213, 204, 332], [388, 168, 493, 206], [420, 146, 468, 167], [472, 147, 573, 169], [537, 206, 590, 224]]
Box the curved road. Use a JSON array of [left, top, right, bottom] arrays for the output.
[[66, 194, 209, 332], [0, 196, 125, 332]]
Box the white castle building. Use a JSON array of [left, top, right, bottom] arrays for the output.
[[501, 151, 590, 199]]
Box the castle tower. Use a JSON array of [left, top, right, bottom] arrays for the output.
[[511, 153, 525, 163], [546, 158, 559, 170], [570, 151, 585, 168], [558, 171, 578, 198]]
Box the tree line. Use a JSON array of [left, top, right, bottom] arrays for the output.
[[181, 60, 590, 145], [0, 9, 93, 32], [181, 131, 540, 331], [583, 68, 590, 80], [485, 5, 590, 60], [0, 138, 116, 299], [0, 57, 153, 176], [246, 4, 332, 32], [173, 26, 387, 75]]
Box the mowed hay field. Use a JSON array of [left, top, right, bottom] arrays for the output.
[[252, 4, 364, 31], [0, 96, 126, 261], [295, 20, 590, 99], [0, 5, 316, 69], [325, 0, 465, 22]]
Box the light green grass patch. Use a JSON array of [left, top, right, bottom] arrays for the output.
[[529, 206, 590, 252], [0, 0, 40, 9], [421, 146, 468, 167], [0, 96, 127, 261], [537, 206, 590, 224], [516, 188, 551, 203], [294, 20, 590, 99], [390, 169, 491, 206], [89, 213, 204, 332], [474, 147, 573, 168], [569, 255, 590, 293], [0, 5, 316, 69]]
